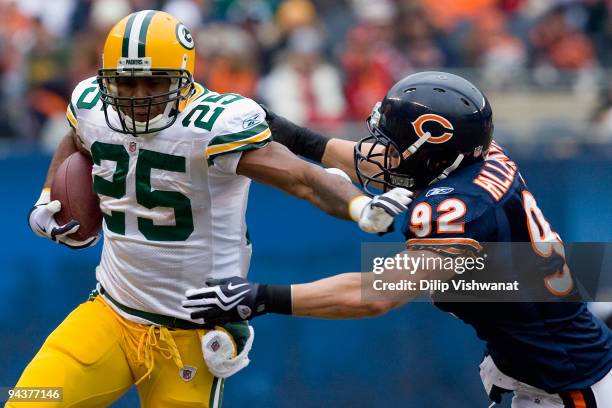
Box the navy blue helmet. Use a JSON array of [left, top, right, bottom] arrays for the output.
[[355, 71, 494, 193]]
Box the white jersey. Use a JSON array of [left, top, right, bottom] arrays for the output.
[[66, 77, 271, 324]]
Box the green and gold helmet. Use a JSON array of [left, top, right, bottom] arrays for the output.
[[97, 10, 196, 135]]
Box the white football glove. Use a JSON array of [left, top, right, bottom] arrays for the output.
[[201, 324, 254, 379], [28, 189, 99, 249], [350, 188, 413, 233]]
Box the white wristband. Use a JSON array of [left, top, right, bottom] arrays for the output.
[[348, 195, 371, 222], [36, 188, 51, 206], [325, 167, 351, 183]]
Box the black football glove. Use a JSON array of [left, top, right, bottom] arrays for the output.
[[183, 277, 268, 325], [183, 277, 292, 325]]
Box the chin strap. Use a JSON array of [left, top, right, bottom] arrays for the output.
[[402, 132, 431, 159], [428, 153, 464, 185]]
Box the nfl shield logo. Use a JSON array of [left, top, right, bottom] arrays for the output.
[[210, 339, 221, 352], [129, 142, 137, 153], [179, 366, 197, 382]]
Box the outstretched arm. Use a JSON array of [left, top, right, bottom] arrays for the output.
[[183, 250, 455, 323], [265, 108, 383, 185], [237, 141, 362, 220], [289, 272, 399, 318], [237, 141, 411, 232]]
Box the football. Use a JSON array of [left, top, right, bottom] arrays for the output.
[[51, 151, 102, 241]]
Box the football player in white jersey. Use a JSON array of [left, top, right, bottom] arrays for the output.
[[15, 10, 412, 408]]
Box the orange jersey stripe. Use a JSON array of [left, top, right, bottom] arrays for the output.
[[407, 238, 483, 252], [570, 390, 587, 408]]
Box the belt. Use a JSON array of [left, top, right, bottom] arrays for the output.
[[94, 284, 211, 330]]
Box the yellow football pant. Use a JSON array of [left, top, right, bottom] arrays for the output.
[[5, 296, 223, 407]]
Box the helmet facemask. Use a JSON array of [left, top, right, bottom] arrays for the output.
[[355, 120, 416, 195], [355, 103, 465, 195], [97, 68, 193, 136]]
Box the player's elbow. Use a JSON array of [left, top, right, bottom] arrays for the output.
[[293, 162, 331, 197], [287, 182, 315, 202], [282, 169, 319, 203]]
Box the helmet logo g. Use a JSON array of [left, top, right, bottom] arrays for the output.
[[176, 23, 194, 50], [411, 114, 454, 144]]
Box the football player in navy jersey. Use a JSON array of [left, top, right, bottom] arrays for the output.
[[182, 72, 612, 407]]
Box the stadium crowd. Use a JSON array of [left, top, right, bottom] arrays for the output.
[[0, 0, 610, 148]]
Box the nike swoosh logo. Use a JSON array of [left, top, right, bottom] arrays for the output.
[[227, 282, 249, 291]]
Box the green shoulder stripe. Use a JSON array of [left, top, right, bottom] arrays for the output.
[[69, 102, 77, 118], [207, 140, 269, 164], [208, 123, 269, 147]]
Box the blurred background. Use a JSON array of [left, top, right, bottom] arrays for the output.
[[0, 0, 611, 407]]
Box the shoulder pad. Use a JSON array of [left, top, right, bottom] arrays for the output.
[[200, 96, 270, 162]]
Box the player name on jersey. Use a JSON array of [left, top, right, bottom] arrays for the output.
[[473, 142, 518, 201]]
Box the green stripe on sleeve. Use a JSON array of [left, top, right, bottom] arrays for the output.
[[207, 140, 270, 164], [69, 102, 77, 119], [208, 123, 269, 147], [122, 14, 136, 58], [138, 11, 156, 57]]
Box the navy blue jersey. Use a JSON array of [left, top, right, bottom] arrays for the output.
[[401, 142, 612, 393]]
